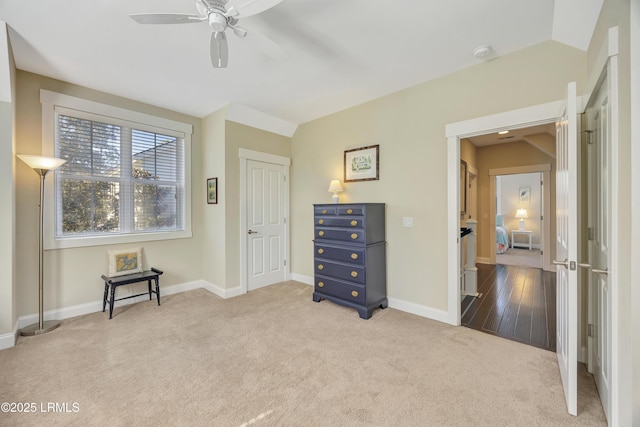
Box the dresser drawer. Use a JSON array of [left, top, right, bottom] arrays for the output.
[[315, 260, 365, 284], [314, 243, 365, 265], [315, 276, 365, 305], [338, 206, 364, 216], [315, 216, 364, 228], [314, 206, 337, 215], [314, 228, 365, 244]]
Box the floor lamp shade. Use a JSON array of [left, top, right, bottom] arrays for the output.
[[17, 154, 66, 336]]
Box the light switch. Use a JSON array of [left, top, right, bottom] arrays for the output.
[[402, 217, 413, 227]]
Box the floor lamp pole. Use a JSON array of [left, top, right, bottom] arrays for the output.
[[17, 154, 66, 337], [20, 170, 60, 336]]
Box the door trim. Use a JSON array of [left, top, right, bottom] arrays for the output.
[[446, 99, 564, 326], [239, 148, 291, 294]]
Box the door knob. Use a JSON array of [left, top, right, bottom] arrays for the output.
[[247, 230, 258, 234]]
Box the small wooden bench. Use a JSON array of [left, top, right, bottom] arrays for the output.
[[101, 268, 163, 319]]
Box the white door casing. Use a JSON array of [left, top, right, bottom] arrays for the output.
[[446, 99, 566, 326], [554, 81, 579, 416], [239, 149, 290, 293]]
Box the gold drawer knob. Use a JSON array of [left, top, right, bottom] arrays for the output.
[[317, 248, 324, 254], [322, 209, 327, 214], [351, 271, 358, 278], [351, 233, 358, 240], [347, 209, 353, 214], [351, 253, 358, 260], [318, 281, 325, 288], [318, 219, 324, 224], [350, 220, 358, 226], [317, 264, 324, 270], [351, 290, 359, 298], [318, 231, 325, 237]]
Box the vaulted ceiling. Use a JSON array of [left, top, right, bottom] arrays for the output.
[[0, 0, 603, 125]]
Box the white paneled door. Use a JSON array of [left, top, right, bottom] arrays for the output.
[[585, 71, 612, 421], [246, 159, 286, 291], [554, 81, 579, 416]]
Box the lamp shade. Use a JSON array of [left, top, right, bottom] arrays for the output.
[[515, 208, 528, 219], [17, 154, 66, 171], [328, 180, 343, 193]]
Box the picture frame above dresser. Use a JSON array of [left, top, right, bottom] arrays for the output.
[[312, 203, 387, 319]]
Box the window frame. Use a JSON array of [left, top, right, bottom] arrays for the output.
[[41, 90, 192, 250]]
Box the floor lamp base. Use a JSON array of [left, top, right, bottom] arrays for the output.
[[19, 320, 61, 336]]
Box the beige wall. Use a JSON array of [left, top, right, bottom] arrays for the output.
[[201, 106, 228, 288], [291, 40, 585, 312], [14, 71, 204, 315], [476, 141, 556, 261], [224, 120, 291, 289]]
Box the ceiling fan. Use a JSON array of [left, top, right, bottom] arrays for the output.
[[130, 0, 283, 68]]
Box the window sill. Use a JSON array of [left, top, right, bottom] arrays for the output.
[[44, 230, 193, 250]]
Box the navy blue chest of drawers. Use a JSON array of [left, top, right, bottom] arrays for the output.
[[312, 203, 388, 319]]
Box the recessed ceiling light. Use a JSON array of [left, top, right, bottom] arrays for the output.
[[498, 130, 509, 135]]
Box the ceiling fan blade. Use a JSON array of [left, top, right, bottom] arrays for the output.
[[225, 0, 282, 18], [129, 13, 205, 25], [245, 28, 287, 60], [210, 32, 229, 68]]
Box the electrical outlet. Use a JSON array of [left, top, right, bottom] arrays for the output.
[[402, 217, 413, 227]]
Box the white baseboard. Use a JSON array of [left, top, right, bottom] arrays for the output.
[[387, 297, 449, 324], [0, 320, 19, 351], [292, 273, 448, 324], [14, 279, 237, 339], [290, 273, 313, 285]]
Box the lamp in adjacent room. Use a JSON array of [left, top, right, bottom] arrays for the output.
[[515, 208, 528, 231], [328, 179, 343, 204], [17, 154, 66, 336]]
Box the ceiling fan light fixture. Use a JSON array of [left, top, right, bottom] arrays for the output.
[[472, 45, 492, 59], [208, 12, 227, 32]]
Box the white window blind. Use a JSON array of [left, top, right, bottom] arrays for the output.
[[55, 111, 185, 238]]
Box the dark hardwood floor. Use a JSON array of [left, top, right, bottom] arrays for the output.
[[461, 263, 556, 352]]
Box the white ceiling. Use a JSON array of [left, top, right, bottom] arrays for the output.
[[0, 0, 603, 126]]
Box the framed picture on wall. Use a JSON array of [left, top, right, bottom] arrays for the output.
[[344, 145, 379, 182], [519, 186, 530, 204], [207, 177, 218, 204]]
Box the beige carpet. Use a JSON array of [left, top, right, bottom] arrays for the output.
[[0, 281, 606, 426]]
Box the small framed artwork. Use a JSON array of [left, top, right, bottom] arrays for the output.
[[107, 247, 143, 277], [207, 177, 218, 204], [519, 186, 530, 204], [344, 145, 379, 182]]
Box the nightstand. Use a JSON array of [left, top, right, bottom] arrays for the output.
[[511, 230, 533, 250]]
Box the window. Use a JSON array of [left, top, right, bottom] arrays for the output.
[[41, 90, 192, 249]]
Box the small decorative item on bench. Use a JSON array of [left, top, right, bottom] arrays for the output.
[[101, 268, 163, 319], [107, 247, 143, 277]]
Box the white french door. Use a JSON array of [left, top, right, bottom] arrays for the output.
[[554, 81, 579, 416], [585, 71, 612, 421], [246, 159, 286, 291]]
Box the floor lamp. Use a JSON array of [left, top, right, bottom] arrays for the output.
[[17, 154, 66, 336]]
